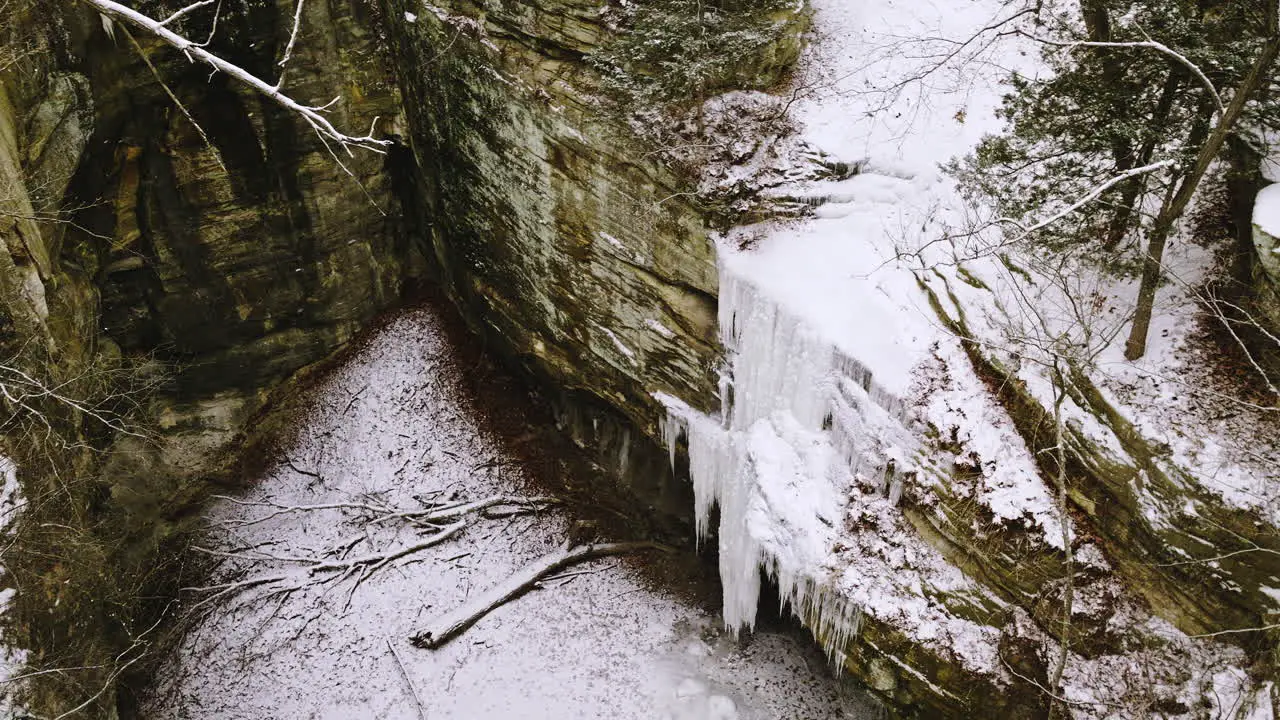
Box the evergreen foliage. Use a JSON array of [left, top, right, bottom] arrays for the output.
[[589, 0, 794, 117], [950, 0, 1280, 260]]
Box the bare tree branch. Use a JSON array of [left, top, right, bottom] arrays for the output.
[[82, 0, 390, 157], [1189, 622, 1280, 639], [121, 25, 228, 175], [411, 542, 668, 649], [386, 637, 427, 720], [1200, 288, 1280, 400], [275, 0, 305, 88], [0, 361, 152, 439], [893, 160, 1176, 271], [157, 0, 213, 27], [1022, 32, 1226, 118], [992, 160, 1177, 240]]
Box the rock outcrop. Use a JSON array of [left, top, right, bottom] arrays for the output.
[[381, 0, 733, 517]]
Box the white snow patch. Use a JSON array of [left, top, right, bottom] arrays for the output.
[[915, 342, 1069, 547], [646, 319, 677, 340], [1263, 130, 1280, 182], [600, 325, 637, 361], [0, 457, 28, 717], [597, 231, 646, 265], [1255, 183, 1280, 239], [1042, 609, 1262, 720], [599, 231, 628, 254]]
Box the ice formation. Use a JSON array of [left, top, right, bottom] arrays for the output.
[[656, 253, 919, 657]]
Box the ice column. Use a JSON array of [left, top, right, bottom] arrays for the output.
[[657, 259, 914, 647]]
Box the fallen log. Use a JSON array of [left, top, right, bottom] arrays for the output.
[[410, 541, 667, 649]]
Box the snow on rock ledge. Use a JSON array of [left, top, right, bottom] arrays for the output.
[[1254, 183, 1280, 283]]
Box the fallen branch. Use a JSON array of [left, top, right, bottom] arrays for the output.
[[386, 637, 427, 720], [185, 520, 466, 609], [410, 541, 668, 650], [215, 493, 556, 528], [213, 495, 391, 527], [371, 494, 557, 525]]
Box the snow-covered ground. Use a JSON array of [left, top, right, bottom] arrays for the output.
[[144, 307, 879, 719]]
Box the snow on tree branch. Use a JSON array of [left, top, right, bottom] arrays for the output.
[[1021, 32, 1227, 119], [157, 0, 213, 27], [84, 0, 390, 160], [897, 160, 1179, 270], [274, 0, 306, 92], [993, 159, 1176, 241]]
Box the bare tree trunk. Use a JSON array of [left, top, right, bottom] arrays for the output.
[[1078, 0, 1111, 43], [1124, 36, 1280, 360], [1081, 0, 1137, 202], [1103, 65, 1185, 248]]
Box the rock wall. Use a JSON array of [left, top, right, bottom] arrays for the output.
[[1, 0, 755, 709], [0, 1, 415, 714], [381, 0, 729, 519], [6, 0, 416, 459]]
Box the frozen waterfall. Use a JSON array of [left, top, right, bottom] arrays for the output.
[[656, 250, 921, 660]]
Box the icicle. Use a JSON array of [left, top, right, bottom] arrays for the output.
[[654, 251, 919, 652], [660, 412, 681, 472], [888, 476, 904, 506]]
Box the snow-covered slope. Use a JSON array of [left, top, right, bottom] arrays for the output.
[[0, 459, 27, 718], [655, 0, 1280, 716]]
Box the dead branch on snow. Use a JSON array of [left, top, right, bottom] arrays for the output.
[[410, 541, 669, 650]]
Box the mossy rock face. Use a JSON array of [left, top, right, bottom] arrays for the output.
[[381, 0, 728, 453], [824, 610, 1048, 720], [0, 4, 413, 713], [74, 4, 409, 401]]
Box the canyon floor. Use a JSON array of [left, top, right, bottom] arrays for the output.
[[141, 304, 879, 720]]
